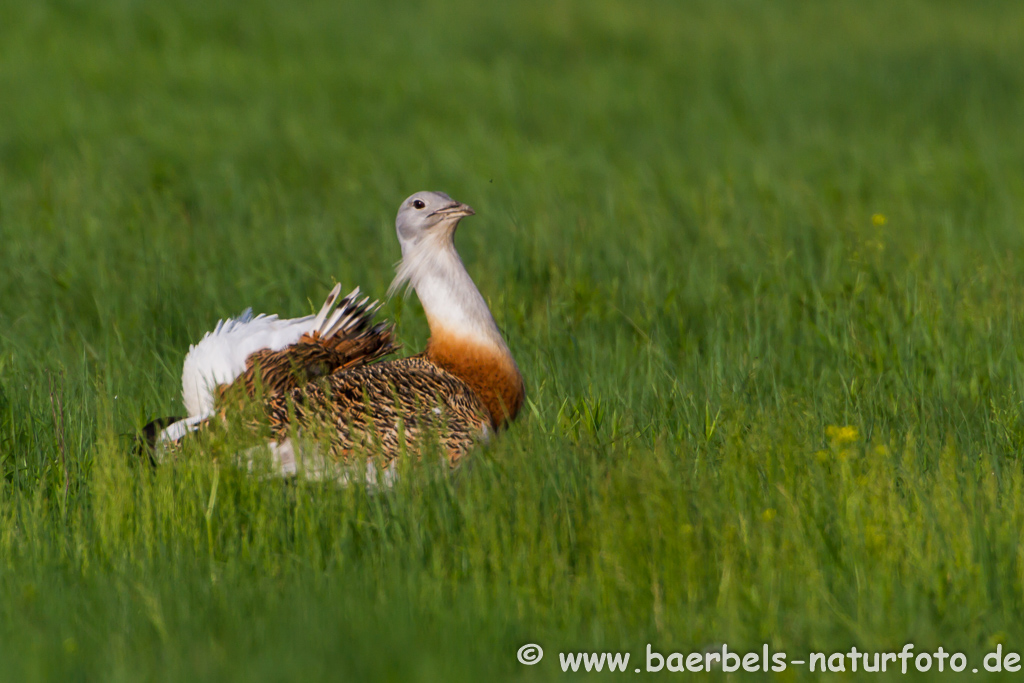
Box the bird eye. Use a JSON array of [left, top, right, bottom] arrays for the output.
[[412, 199, 426, 209]]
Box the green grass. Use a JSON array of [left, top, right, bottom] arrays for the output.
[[2, 0, 1024, 680]]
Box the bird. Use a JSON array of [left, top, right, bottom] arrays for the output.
[[148, 191, 525, 478]]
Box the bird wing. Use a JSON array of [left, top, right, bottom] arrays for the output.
[[230, 290, 397, 405], [179, 284, 397, 417]]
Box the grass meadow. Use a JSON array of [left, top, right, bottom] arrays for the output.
[[2, 0, 1024, 680]]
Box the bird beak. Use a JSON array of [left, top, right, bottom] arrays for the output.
[[430, 202, 475, 219]]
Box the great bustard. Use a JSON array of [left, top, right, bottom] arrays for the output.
[[149, 192, 524, 473]]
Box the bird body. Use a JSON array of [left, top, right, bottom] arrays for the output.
[[152, 191, 523, 473]]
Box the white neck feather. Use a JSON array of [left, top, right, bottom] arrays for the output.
[[388, 232, 507, 351]]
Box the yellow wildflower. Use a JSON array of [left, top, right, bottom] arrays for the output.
[[871, 213, 887, 226], [826, 425, 859, 446]]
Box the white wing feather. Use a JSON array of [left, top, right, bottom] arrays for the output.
[[180, 284, 348, 417], [181, 312, 316, 417]]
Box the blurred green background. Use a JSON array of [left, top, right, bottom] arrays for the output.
[[2, 0, 1024, 680]]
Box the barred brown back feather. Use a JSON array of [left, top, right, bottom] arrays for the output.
[[265, 355, 489, 465]]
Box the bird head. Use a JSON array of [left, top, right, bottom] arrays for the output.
[[395, 191, 475, 253]]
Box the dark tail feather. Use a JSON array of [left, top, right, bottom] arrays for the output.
[[133, 416, 185, 466]]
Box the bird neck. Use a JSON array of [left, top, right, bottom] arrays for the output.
[[408, 243, 503, 347], [405, 240, 524, 427]]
